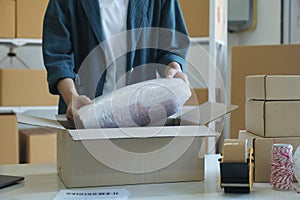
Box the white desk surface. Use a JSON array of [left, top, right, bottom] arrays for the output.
[[0, 154, 298, 200]]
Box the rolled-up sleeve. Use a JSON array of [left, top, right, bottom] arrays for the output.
[[157, 0, 191, 72], [42, 0, 76, 95]]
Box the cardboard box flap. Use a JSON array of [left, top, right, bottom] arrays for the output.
[[178, 102, 238, 125], [17, 113, 221, 140], [0, 111, 15, 115], [68, 125, 220, 141], [16, 114, 65, 130], [246, 75, 266, 100], [17, 102, 238, 140]]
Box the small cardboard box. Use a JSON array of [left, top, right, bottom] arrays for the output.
[[16, 0, 48, 38], [0, 68, 59, 106], [239, 130, 300, 183], [178, 0, 209, 37], [231, 44, 300, 138], [19, 128, 57, 164], [0, 0, 48, 39], [246, 75, 300, 100], [0, 0, 15, 38], [17, 102, 237, 188], [245, 100, 300, 137], [0, 113, 19, 164]]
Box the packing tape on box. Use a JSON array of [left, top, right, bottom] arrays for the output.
[[223, 139, 248, 163]]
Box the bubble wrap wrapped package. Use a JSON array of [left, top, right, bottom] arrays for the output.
[[77, 78, 191, 128]]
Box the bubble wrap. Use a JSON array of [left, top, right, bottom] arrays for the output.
[[77, 78, 191, 128]]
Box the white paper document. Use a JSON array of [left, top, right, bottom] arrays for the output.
[[53, 188, 130, 200]]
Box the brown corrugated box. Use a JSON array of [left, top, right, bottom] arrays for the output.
[[231, 44, 300, 138], [246, 75, 300, 100], [239, 130, 300, 183], [19, 128, 57, 164], [58, 131, 206, 188], [0, 0, 48, 39], [16, 0, 48, 38], [17, 102, 237, 188], [0, 0, 15, 38], [245, 100, 300, 137], [0, 68, 59, 106], [184, 88, 208, 106], [0, 113, 19, 164], [179, 0, 209, 37]]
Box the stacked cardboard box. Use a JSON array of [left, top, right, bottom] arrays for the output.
[[0, 0, 15, 38], [0, 0, 209, 39], [0, 68, 58, 106], [0, 113, 19, 164], [231, 45, 300, 139], [239, 75, 300, 182], [0, 68, 58, 164], [0, 0, 49, 39], [19, 128, 57, 164], [178, 0, 210, 37]]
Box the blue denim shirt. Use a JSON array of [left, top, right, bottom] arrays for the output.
[[42, 0, 190, 114]]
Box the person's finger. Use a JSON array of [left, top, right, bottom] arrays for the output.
[[66, 95, 92, 123], [174, 72, 190, 84], [76, 95, 92, 108], [66, 106, 74, 122], [165, 66, 178, 79]]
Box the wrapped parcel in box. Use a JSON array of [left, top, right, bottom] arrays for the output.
[[77, 78, 191, 128]]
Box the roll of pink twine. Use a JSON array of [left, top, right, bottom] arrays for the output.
[[270, 144, 294, 190]]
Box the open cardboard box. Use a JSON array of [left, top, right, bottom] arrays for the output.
[[17, 102, 237, 188]]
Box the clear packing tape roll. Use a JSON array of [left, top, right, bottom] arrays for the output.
[[77, 78, 191, 129]]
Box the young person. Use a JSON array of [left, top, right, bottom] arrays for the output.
[[42, 0, 190, 123]]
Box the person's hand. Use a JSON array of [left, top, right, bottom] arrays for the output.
[[66, 95, 92, 124], [57, 78, 92, 125], [165, 62, 189, 84]]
